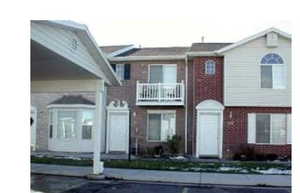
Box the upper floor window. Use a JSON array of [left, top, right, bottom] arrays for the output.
[[260, 53, 286, 89], [205, 60, 216, 75], [149, 64, 177, 83], [111, 63, 131, 80]]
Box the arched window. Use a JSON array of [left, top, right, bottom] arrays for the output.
[[205, 60, 216, 75], [260, 53, 286, 89]]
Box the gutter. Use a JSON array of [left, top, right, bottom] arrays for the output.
[[108, 55, 186, 62], [184, 55, 188, 154]]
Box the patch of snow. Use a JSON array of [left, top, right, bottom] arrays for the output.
[[256, 168, 291, 175], [218, 167, 242, 171], [169, 156, 186, 160]]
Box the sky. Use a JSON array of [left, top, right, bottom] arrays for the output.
[[70, 1, 292, 48]]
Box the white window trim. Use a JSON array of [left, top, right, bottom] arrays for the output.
[[115, 63, 125, 80], [255, 113, 288, 145], [147, 110, 176, 142], [148, 64, 177, 83], [48, 107, 95, 141], [205, 60, 216, 75], [260, 63, 286, 90], [81, 110, 94, 140]]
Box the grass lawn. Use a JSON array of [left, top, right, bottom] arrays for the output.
[[31, 156, 291, 175]]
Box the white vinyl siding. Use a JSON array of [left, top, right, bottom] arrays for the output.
[[147, 111, 176, 142], [248, 113, 291, 144], [224, 35, 291, 107]]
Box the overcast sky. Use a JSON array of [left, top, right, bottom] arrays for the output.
[[57, 1, 292, 47], [70, 0, 291, 47]]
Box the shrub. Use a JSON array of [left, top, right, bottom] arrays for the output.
[[154, 145, 164, 157], [265, 154, 278, 161], [167, 135, 182, 155], [233, 144, 256, 161]]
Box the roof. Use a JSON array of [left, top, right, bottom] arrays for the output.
[[189, 43, 232, 52], [100, 45, 133, 54], [116, 47, 190, 57], [35, 20, 121, 86], [217, 27, 291, 54], [49, 95, 95, 105]]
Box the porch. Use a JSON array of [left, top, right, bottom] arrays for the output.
[[136, 81, 185, 106]]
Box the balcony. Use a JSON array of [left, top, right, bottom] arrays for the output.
[[136, 81, 185, 106]]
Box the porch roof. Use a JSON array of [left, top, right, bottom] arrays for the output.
[[31, 20, 121, 86]]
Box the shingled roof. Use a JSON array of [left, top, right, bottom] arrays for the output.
[[49, 95, 95, 105], [189, 43, 232, 52], [99, 45, 133, 54], [116, 47, 190, 57]]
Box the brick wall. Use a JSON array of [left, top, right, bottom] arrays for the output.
[[107, 60, 186, 154], [187, 56, 224, 155], [223, 106, 292, 159]]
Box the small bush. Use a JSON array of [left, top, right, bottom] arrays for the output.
[[167, 135, 182, 155], [266, 153, 278, 161], [154, 145, 164, 157]]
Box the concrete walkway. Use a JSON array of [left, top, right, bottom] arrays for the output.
[[31, 163, 291, 187]]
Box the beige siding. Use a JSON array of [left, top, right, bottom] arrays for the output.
[[31, 80, 97, 93], [224, 35, 291, 107]]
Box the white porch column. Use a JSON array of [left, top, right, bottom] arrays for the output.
[[93, 79, 105, 174]]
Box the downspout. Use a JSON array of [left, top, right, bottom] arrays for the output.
[[184, 55, 188, 154]]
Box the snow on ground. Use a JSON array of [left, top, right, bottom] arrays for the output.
[[256, 168, 291, 175]]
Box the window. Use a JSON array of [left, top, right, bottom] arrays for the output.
[[49, 108, 95, 140], [49, 111, 54, 138], [205, 60, 216, 75], [81, 111, 93, 140], [255, 114, 287, 144], [260, 53, 286, 89], [149, 64, 177, 83], [147, 111, 176, 141], [111, 63, 130, 80], [57, 111, 77, 139]]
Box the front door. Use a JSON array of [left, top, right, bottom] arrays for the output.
[[109, 112, 128, 152], [197, 113, 219, 157]]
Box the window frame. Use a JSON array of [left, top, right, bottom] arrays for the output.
[[204, 59, 216, 75], [48, 106, 95, 141], [81, 110, 94, 140], [148, 64, 177, 83], [255, 113, 288, 145], [260, 53, 286, 89], [146, 110, 176, 142]]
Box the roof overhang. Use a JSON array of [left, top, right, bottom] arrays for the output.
[[31, 20, 121, 86], [109, 55, 186, 62], [186, 51, 219, 57], [216, 27, 291, 54]]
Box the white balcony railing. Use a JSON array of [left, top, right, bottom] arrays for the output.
[[136, 81, 185, 106]]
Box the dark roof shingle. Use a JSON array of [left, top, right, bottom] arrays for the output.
[[189, 43, 232, 52], [49, 95, 95, 105], [116, 47, 190, 57], [99, 45, 132, 54]]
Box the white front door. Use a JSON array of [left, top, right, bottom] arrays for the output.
[[197, 113, 219, 157], [109, 113, 128, 152]]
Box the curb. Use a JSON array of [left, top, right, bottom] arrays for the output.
[[31, 164, 291, 187]]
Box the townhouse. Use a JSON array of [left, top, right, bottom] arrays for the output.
[[31, 24, 291, 159]]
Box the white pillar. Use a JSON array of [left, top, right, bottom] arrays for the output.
[[93, 79, 105, 174]]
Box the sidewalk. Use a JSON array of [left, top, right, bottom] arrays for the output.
[[31, 163, 291, 187]]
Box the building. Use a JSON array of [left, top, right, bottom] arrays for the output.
[[31, 22, 291, 159]]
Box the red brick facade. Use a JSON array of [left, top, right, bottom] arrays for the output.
[[187, 56, 291, 159], [187, 56, 224, 155], [223, 107, 291, 159], [107, 60, 186, 154], [108, 56, 291, 159]]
